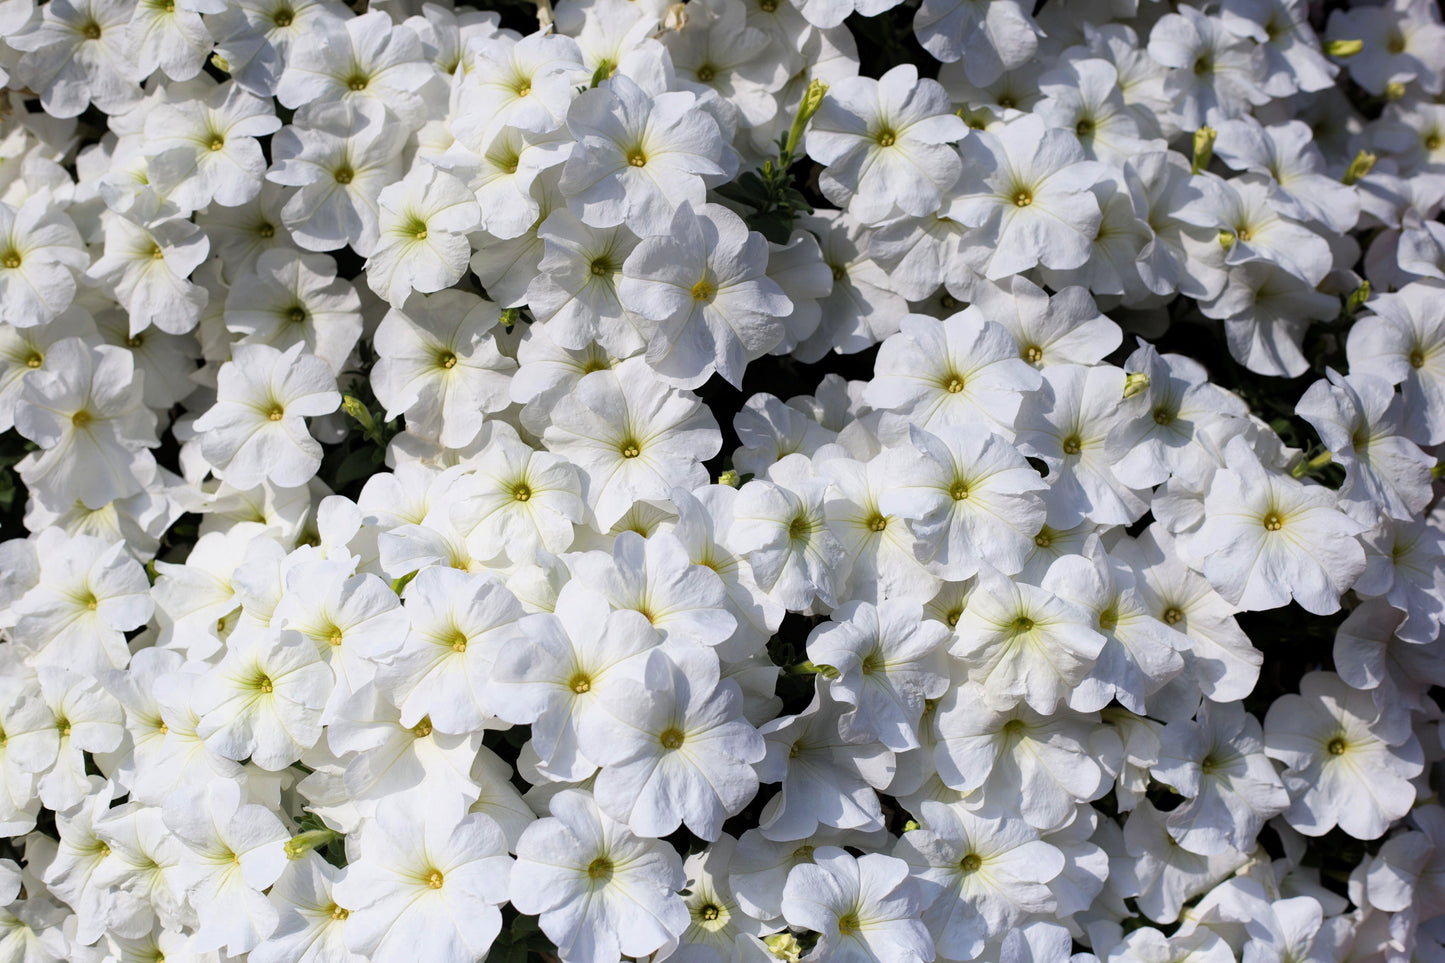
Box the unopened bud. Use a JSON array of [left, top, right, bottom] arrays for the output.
[[210, 52, 231, 73], [1291, 449, 1333, 478], [1123, 372, 1151, 399], [1191, 125, 1216, 174], [285, 828, 341, 860], [1345, 280, 1372, 316], [717, 469, 740, 488], [1218, 229, 1237, 251], [1343, 150, 1377, 185], [340, 395, 376, 434], [663, 2, 688, 30], [1325, 38, 1364, 57], [902, 819, 921, 832], [1385, 81, 1407, 100], [764, 933, 804, 962], [784, 79, 830, 159], [499, 307, 521, 328]]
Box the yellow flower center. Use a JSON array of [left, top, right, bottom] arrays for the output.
[[570, 672, 593, 694], [1327, 736, 1347, 755], [1062, 435, 1082, 455], [1163, 606, 1184, 625], [866, 513, 888, 532], [1, 252, 20, 269], [25, 352, 42, 368], [413, 717, 433, 738], [1410, 348, 1426, 368], [838, 912, 861, 935], [960, 853, 982, 873], [1012, 189, 1033, 207], [620, 439, 641, 458], [659, 727, 685, 749], [1023, 344, 1043, 363], [950, 481, 969, 500], [691, 279, 716, 302], [426, 868, 444, 888], [512, 483, 532, 502], [450, 632, 467, 653], [71, 410, 92, 428], [1262, 511, 1284, 532], [944, 374, 965, 394], [587, 856, 613, 881], [628, 152, 647, 167], [268, 405, 285, 421], [438, 351, 458, 369]]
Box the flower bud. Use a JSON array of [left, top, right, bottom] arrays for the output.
[[1191, 126, 1216, 174], [1343, 150, 1377, 185], [1325, 38, 1364, 57]]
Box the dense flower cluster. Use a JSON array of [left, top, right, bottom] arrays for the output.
[[0, 0, 1443, 959]]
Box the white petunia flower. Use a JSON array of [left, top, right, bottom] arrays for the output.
[[511, 788, 690, 963], [806, 64, 967, 225], [333, 798, 511, 963], [895, 800, 1063, 960], [223, 247, 363, 375], [14, 338, 158, 511], [163, 779, 289, 955], [566, 530, 737, 647], [541, 357, 721, 529], [87, 210, 211, 336], [951, 559, 1106, 714], [1152, 700, 1289, 856], [583, 645, 765, 840], [561, 73, 735, 238], [143, 81, 282, 211], [488, 583, 661, 781], [866, 309, 1043, 436], [620, 201, 791, 389], [756, 688, 895, 841], [275, 10, 432, 116], [267, 98, 407, 257], [366, 164, 482, 306], [371, 288, 514, 450], [1192, 437, 1367, 615], [934, 684, 1107, 831], [731, 452, 851, 611], [807, 598, 949, 751], [780, 848, 934, 963], [1264, 670, 1424, 840], [192, 342, 341, 490], [10, 529, 152, 674], [0, 196, 89, 328], [192, 627, 331, 770], [948, 114, 1105, 279]]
